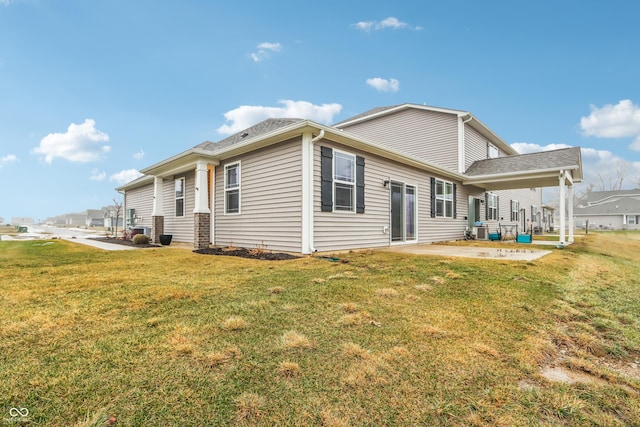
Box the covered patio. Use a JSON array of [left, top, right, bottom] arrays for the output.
[[463, 147, 583, 246]]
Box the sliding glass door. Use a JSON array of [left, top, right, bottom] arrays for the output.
[[391, 182, 416, 243]]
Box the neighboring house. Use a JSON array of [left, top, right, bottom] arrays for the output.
[[117, 103, 583, 253], [11, 217, 34, 226], [574, 189, 640, 230]]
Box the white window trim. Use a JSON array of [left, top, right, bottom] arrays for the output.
[[487, 193, 498, 220], [511, 200, 519, 222], [175, 177, 185, 217], [224, 161, 241, 215], [435, 178, 454, 218], [627, 215, 637, 225], [333, 150, 356, 213]]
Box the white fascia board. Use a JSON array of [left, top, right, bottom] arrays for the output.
[[115, 175, 154, 191], [463, 165, 581, 185]]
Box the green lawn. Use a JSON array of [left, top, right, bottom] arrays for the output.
[[1, 233, 639, 426]]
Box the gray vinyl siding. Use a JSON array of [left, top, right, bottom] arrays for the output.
[[464, 125, 512, 170], [313, 140, 467, 252], [124, 183, 153, 229], [214, 139, 303, 253], [163, 172, 195, 243], [338, 109, 460, 171]]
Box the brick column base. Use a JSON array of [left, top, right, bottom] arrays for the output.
[[152, 216, 164, 244], [194, 212, 211, 250]]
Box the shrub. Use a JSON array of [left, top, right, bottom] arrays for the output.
[[133, 234, 150, 245]]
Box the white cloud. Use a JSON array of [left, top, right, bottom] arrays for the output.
[[250, 41, 283, 62], [510, 142, 571, 154], [32, 119, 111, 164], [580, 99, 640, 151], [216, 100, 342, 135], [89, 169, 106, 182], [133, 149, 145, 160], [353, 17, 421, 32], [0, 154, 17, 168], [366, 77, 399, 93], [109, 169, 143, 185]]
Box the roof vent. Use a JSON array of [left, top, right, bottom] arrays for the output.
[[240, 132, 249, 138]]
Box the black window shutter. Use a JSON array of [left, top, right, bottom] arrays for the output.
[[430, 177, 436, 218], [320, 146, 333, 212], [452, 183, 457, 219], [356, 156, 365, 213]]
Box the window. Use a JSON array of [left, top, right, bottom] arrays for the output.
[[435, 179, 454, 218], [320, 147, 365, 213], [511, 200, 519, 222], [333, 151, 355, 212], [627, 215, 638, 225], [487, 193, 498, 220], [488, 143, 499, 159], [175, 178, 185, 217], [224, 162, 240, 214]]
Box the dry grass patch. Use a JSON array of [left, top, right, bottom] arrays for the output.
[[268, 286, 285, 294], [414, 283, 433, 291], [338, 313, 364, 327], [445, 270, 462, 279], [221, 315, 248, 331], [473, 343, 501, 359], [277, 361, 301, 378], [203, 346, 242, 368], [311, 277, 326, 284], [234, 392, 266, 424], [340, 302, 358, 313], [421, 324, 449, 338], [376, 288, 399, 298], [341, 342, 371, 359], [281, 330, 313, 349], [320, 411, 350, 427]]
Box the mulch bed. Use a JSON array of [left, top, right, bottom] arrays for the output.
[[90, 237, 160, 248], [193, 247, 300, 261]]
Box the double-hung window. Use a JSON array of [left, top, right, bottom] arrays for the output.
[[511, 200, 519, 222], [627, 215, 638, 225], [487, 194, 498, 220], [333, 151, 355, 212], [435, 179, 454, 218], [175, 177, 185, 217], [224, 162, 240, 214]]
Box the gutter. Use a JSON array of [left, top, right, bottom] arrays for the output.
[[304, 129, 325, 254]]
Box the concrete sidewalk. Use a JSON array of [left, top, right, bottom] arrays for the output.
[[63, 238, 137, 251]]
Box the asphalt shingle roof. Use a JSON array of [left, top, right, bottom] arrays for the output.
[[195, 118, 304, 153], [465, 147, 582, 176], [575, 197, 640, 215]]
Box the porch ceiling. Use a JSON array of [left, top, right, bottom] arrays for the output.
[[463, 170, 575, 191]]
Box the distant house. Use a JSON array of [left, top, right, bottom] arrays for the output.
[[11, 217, 34, 226], [574, 189, 640, 230], [117, 103, 583, 253]]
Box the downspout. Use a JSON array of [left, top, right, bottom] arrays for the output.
[[306, 130, 325, 253], [459, 114, 473, 173]]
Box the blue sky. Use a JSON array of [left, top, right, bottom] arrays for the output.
[[1, 0, 640, 222]]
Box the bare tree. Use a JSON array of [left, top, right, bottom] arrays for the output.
[[109, 198, 123, 237], [595, 158, 630, 191]]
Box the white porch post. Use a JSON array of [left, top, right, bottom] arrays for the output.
[[194, 161, 211, 214], [152, 176, 164, 216], [568, 182, 574, 243], [559, 171, 566, 245], [301, 132, 314, 254]]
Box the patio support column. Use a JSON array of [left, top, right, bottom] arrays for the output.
[[559, 171, 566, 246], [194, 160, 211, 250], [151, 176, 164, 244], [568, 182, 575, 243]]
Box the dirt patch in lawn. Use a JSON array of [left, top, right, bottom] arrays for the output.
[[193, 247, 300, 261]]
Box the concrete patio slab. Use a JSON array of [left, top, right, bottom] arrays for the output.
[[382, 244, 552, 261]]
